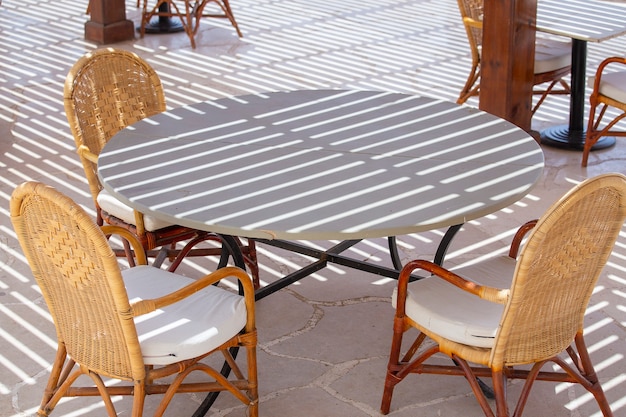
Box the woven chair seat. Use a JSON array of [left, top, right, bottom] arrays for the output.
[[393, 256, 514, 348], [125, 265, 247, 365], [534, 38, 571, 74], [588, 70, 626, 103], [583, 57, 626, 166], [98, 190, 173, 232]]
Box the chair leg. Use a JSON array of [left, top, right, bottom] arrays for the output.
[[216, 0, 243, 37], [491, 369, 508, 417], [531, 80, 558, 116], [182, 1, 197, 48], [511, 361, 546, 417], [583, 102, 602, 167], [381, 316, 407, 414], [85, 370, 119, 416], [573, 333, 614, 417], [132, 380, 146, 417], [245, 341, 260, 417], [457, 64, 480, 104], [37, 345, 68, 416], [39, 369, 85, 416], [454, 356, 497, 417], [193, 0, 243, 38], [583, 103, 626, 167]]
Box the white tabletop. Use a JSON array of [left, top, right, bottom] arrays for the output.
[[98, 90, 544, 241], [537, 0, 626, 42]]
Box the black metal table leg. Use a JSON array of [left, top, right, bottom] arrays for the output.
[[192, 234, 246, 417], [540, 38, 615, 150], [141, 1, 185, 33], [433, 224, 463, 266]]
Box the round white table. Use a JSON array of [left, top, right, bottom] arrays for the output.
[[99, 89, 544, 416], [99, 89, 544, 243]]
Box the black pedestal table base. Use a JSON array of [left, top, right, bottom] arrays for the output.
[[138, 2, 185, 34], [540, 125, 616, 151], [141, 17, 184, 33]]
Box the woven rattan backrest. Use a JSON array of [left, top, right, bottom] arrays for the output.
[[63, 48, 166, 206], [492, 174, 626, 367], [457, 0, 483, 51], [10, 182, 145, 380]]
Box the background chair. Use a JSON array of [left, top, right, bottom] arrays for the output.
[[10, 181, 258, 417], [140, 0, 242, 48], [583, 57, 626, 166], [456, 0, 571, 115], [64, 47, 259, 283], [381, 173, 626, 417]]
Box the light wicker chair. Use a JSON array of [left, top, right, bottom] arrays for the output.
[[10, 181, 259, 417], [456, 0, 571, 115], [64, 48, 259, 283], [583, 57, 626, 167], [140, 0, 242, 48], [381, 173, 626, 417]]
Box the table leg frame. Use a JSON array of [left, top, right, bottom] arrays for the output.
[[255, 238, 410, 300], [192, 226, 463, 416]]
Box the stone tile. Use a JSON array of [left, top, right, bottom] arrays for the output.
[[3, 0, 626, 416]]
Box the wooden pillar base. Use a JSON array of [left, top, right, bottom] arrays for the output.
[[85, 20, 135, 44], [84, 0, 135, 44]]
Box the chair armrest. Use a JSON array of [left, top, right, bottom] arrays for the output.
[[509, 220, 537, 258], [77, 145, 98, 164], [101, 225, 148, 265], [464, 17, 482, 30], [131, 266, 256, 331], [396, 259, 510, 314]]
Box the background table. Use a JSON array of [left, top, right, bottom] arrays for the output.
[[99, 89, 544, 294], [537, 0, 626, 149]]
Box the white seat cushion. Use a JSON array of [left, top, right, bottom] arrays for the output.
[[97, 189, 173, 232], [123, 265, 247, 366], [534, 38, 571, 75], [392, 256, 515, 348], [591, 71, 626, 103]]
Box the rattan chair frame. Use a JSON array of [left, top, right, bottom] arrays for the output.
[[582, 57, 626, 166], [381, 173, 626, 417], [140, 0, 242, 48], [10, 181, 259, 417], [456, 0, 571, 115], [64, 47, 259, 283]]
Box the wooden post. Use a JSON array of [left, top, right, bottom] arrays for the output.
[[479, 0, 536, 132], [85, 0, 135, 44]]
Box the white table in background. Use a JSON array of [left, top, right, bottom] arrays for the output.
[[537, 0, 626, 149]]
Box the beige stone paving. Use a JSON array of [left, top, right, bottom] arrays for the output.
[[1, 0, 626, 416]]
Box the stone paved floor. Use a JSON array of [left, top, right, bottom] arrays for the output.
[[2, 0, 626, 416]]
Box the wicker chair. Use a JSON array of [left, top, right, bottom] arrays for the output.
[[583, 57, 626, 167], [456, 0, 571, 115], [64, 48, 259, 283], [140, 0, 242, 48], [381, 173, 626, 417], [10, 181, 259, 417]]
